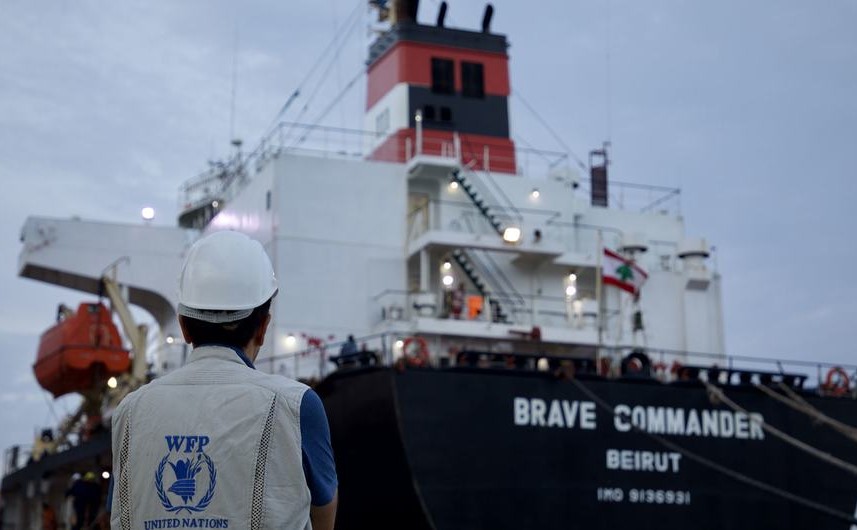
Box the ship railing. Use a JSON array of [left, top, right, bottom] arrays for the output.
[[371, 289, 599, 331], [178, 120, 681, 221], [408, 198, 632, 256], [261, 331, 398, 381], [272, 121, 380, 160], [412, 199, 686, 255], [176, 122, 376, 220], [430, 344, 857, 396], [405, 127, 575, 181], [178, 157, 247, 215], [404, 131, 680, 216], [575, 179, 682, 216], [600, 345, 857, 393], [408, 198, 560, 244], [3, 444, 32, 476], [259, 327, 857, 397]]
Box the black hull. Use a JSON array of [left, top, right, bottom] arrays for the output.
[[317, 368, 857, 530]]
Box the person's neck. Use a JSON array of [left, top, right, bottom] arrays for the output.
[[244, 342, 260, 362]]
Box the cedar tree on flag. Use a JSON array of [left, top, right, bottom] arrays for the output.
[[603, 248, 648, 295]]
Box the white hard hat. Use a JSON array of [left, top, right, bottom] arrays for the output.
[[177, 231, 277, 323]]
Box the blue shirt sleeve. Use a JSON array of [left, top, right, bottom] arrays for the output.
[[300, 388, 338, 506], [106, 476, 114, 513]]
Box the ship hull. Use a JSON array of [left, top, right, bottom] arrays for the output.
[[317, 367, 857, 530]]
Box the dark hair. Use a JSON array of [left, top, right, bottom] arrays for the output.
[[180, 299, 272, 349]]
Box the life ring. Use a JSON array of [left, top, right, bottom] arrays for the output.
[[825, 367, 850, 396], [621, 351, 652, 378], [402, 337, 430, 368]]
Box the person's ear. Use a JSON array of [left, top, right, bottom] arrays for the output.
[[254, 313, 272, 347], [178, 316, 193, 345]]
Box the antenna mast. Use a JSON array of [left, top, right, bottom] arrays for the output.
[[229, 22, 240, 145]]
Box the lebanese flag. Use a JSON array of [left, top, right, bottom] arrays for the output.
[[603, 248, 648, 295]]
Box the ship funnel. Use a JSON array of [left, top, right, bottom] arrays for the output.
[[437, 1, 448, 27], [391, 0, 419, 24], [589, 146, 609, 207], [482, 4, 494, 33]]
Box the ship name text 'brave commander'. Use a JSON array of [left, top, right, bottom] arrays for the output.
[[513, 397, 765, 440]]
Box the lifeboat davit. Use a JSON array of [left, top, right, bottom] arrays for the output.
[[33, 302, 131, 397]]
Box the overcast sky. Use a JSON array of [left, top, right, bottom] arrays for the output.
[[1, 0, 855, 456]]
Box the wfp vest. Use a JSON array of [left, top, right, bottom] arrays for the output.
[[110, 346, 311, 530]]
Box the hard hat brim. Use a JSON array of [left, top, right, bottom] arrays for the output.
[[177, 289, 277, 324], [177, 304, 254, 324]]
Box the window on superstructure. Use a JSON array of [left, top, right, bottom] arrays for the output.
[[461, 62, 484, 98], [423, 105, 436, 121], [431, 58, 454, 94]]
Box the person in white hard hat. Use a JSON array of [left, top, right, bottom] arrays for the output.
[[109, 230, 337, 530]]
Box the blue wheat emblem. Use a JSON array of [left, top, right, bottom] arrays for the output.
[[168, 456, 204, 502], [155, 447, 216, 513]]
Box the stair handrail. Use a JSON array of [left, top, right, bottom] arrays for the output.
[[480, 166, 523, 225], [478, 251, 527, 307], [458, 135, 523, 225], [456, 213, 527, 311], [452, 167, 521, 237]]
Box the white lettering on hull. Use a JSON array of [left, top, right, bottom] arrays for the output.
[[612, 404, 765, 440], [513, 397, 596, 430], [515, 398, 765, 441], [606, 449, 681, 473]]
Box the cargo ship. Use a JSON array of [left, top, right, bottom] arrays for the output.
[[4, 1, 857, 528]]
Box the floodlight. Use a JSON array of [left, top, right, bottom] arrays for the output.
[[503, 227, 521, 243]]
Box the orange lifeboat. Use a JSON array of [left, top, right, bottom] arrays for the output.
[[33, 302, 131, 397]]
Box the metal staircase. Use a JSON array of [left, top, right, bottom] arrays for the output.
[[451, 168, 505, 237], [451, 249, 510, 323]]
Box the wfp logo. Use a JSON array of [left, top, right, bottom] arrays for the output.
[[155, 435, 217, 513]]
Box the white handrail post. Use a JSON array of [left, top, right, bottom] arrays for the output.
[[415, 110, 423, 156]]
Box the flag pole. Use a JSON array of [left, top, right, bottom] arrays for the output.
[[595, 230, 604, 373]]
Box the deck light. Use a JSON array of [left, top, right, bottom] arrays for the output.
[[530, 188, 540, 199], [141, 207, 155, 221], [394, 339, 404, 350], [502, 227, 521, 243], [442, 261, 452, 271], [107, 377, 118, 389], [564, 272, 578, 300], [449, 181, 459, 191], [212, 200, 220, 208], [285, 334, 297, 347], [102, 471, 110, 480], [442, 274, 455, 287], [165, 335, 174, 344]]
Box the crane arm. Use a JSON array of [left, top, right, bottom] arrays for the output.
[[101, 276, 148, 381]]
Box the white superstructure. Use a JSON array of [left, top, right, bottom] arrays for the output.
[[18, 130, 723, 381], [17, 4, 724, 381]]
